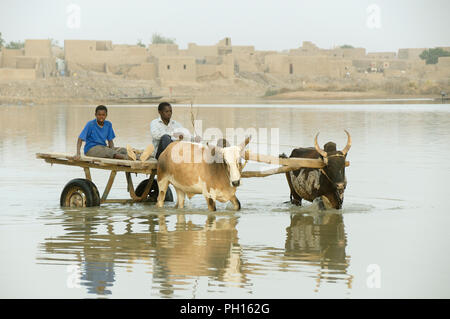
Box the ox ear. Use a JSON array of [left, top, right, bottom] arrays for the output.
[[217, 138, 230, 148], [240, 135, 252, 150], [206, 143, 224, 158]]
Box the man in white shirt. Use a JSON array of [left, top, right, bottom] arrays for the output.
[[151, 102, 201, 159]]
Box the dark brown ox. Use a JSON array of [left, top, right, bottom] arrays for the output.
[[156, 137, 251, 211], [284, 131, 351, 209]]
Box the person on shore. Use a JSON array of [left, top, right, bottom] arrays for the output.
[[75, 105, 137, 160], [150, 102, 201, 159]]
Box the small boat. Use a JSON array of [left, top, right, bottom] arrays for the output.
[[119, 95, 163, 101], [118, 88, 164, 103]]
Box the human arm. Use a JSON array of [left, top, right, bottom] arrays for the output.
[[75, 137, 83, 159], [174, 130, 201, 142], [76, 122, 91, 159], [173, 131, 184, 140], [106, 123, 116, 147], [173, 122, 194, 141]]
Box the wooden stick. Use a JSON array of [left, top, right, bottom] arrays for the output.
[[243, 150, 349, 168], [138, 171, 156, 201], [241, 166, 297, 178], [36, 152, 157, 168], [101, 170, 117, 202], [102, 199, 135, 204], [39, 157, 156, 174], [83, 167, 92, 181], [244, 150, 325, 168], [126, 172, 139, 200]]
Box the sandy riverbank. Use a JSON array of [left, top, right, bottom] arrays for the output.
[[0, 72, 445, 106]]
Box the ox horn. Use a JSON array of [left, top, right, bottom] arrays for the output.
[[240, 135, 252, 149], [341, 130, 352, 155], [314, 132, 327, 158]]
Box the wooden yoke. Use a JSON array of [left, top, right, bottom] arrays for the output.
[[242, 150, 349, 178]]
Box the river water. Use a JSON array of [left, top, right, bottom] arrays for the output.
[[0, 103, 449, 298]]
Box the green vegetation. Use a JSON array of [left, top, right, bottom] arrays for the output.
[[0, 32, 4, 49], [5, 40, 24, 49], [49, 38, 59, 47], [419, 48, 450, 64], [264, 88, 279, 97], [262, 78, 446, 98], [340, 44, 354, 49], [151, 33, 176, 44], [136, 39, 145, 48]]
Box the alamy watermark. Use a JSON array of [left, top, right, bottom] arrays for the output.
[[67, 265, 81, 289], [366, 4, 382, 29], [366, 264, 381, 288], [167, 121, 280, 164], [66, 3, 81, 29]]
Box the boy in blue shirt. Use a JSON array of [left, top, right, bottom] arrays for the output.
[[76, 105, 130, 160]]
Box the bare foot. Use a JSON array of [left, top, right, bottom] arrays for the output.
[[126, 145, 137, 161], [140, 144, 155, 162]]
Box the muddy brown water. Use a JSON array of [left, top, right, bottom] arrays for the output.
[[0, 103, 449, 298]]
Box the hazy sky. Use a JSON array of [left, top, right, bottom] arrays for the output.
[[0, 0, 449, 52]]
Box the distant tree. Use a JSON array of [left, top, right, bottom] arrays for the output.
[[420, 48, 450, 64], [136, 39, 145, 48], [5, 40, 24, 49], [0, 32, 4, 49], [151, 33, 176, 44], [340, 44, 354, 49], [49, 38, 59, 47]]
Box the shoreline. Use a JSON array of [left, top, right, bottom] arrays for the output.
[[0, 92, 443, 106], [1, 72, 447, 106], [0, 76, 446, 106]]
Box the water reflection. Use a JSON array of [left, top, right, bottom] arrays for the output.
[[38, 210, 247, 297], [284, 211, 352, 292], [37, 208, 352, 297], [153, 214, 247, 297]]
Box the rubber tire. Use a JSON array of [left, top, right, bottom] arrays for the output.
[[135, 178, 174, 202], [60, 178, 100, 207], [85, 179, 100, 206]]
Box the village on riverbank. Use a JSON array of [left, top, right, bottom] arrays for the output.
[[0, 36, 449, 105]]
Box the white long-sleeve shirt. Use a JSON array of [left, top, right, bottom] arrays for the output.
[[150, 117, 192, 155]]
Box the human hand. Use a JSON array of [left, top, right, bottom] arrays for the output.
[[174, 132, 184, 140]]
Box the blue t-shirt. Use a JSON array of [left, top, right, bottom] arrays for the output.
[[79, 119, 116, 154]]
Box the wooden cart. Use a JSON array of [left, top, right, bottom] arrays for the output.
[[36, 153, 167, 207], [36, 151, 348, 207]]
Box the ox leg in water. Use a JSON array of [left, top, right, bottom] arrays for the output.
[[156, 177, 170, 208], [318, 198, 326, 210], [175, 188, 186, 209], [206, 197, 216, 211], [230, 196, 241, 210]]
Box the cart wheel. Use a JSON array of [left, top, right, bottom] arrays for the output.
[[85, 179, 100, 206], [135, 178, 173, 202], [60, 178, 100, 207]]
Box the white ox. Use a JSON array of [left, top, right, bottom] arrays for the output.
[[155, 137, 251, 211]]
